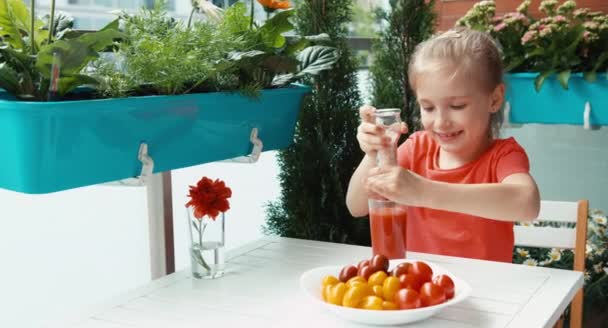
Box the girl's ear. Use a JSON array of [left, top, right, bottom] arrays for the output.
[[489, 83, 505, 113]]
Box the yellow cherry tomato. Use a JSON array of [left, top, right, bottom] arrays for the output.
[[322, 275, 340, 287], [382, 276, 400, 302], [382, 301, 398, 310], [372, 285, 384, 298], [322, 284, 332, 302], [346, 275, 366, 287], [342, 284, 368, 308], [327, 282, 347, 305], [359, 295, 384, 310], [368, 271, 388, 286]]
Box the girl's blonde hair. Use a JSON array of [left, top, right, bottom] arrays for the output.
[[408, 27, 504, 137]]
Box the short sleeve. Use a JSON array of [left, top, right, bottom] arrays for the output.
[[495, 140, 530, 182], [397, 132, 423, 169]]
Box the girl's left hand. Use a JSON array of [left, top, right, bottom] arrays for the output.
[[365, 165, 427, 206]]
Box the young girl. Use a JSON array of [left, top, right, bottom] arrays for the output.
[[346, 28, 540, 263]]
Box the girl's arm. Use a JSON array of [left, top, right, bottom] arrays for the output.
[[346, 155, 376, 217], [366, 167, 540, 222]]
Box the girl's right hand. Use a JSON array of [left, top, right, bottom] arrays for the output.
[[356, 105, 408, 157]]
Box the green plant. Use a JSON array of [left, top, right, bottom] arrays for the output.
[[92, 0, 338, 98], [0, 0, 122, 100], [457, 0, 608, 91], [264, 0, 368, 245], [369, 0, 436, 133], [513, 209, 608, 327]]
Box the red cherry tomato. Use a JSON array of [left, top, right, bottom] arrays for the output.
[[433, 274, 455, 299], [357, 259, 370, 271], [419, 282, 447, 307], [392, 262, 412, 277], [398, 273, 424, 291], [408, 261, 433, 283], [339, 265, 358, 282], [394, 288, 422, 310], [358, 265, 375, 280], [370, 254, 389, 272]]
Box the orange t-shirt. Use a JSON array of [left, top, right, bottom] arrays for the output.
[[397, 131, 531, 262]]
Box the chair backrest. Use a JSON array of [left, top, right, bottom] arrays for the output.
[[514, 200, 589, 328], [514, 200, 587, 251]]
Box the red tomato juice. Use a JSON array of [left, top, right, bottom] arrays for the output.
[[369, 206, 407, 259]]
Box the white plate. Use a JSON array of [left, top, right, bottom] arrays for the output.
[[299, 259, 472, 326]]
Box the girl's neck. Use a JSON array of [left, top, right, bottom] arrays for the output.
[[437, 135, 494, 170]]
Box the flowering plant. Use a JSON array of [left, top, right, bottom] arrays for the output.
[[513, 209, 608, 325], [186, 176, 232, 272], [457, 0, 608, 91]]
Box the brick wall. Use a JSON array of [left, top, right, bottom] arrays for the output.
[[436, 0, 608, 31]]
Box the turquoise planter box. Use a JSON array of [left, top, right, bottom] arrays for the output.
[[0, 85, 310, 194], [505, 73, 608, 125]]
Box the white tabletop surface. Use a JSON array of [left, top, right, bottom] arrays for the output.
[[57, 237, 583, 328]]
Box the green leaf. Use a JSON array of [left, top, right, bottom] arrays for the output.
[[100, 18, 119, 32], [227, 50, 266, 61], [557, 70, 571, 90], [0, 62, 20, 95], [221, 2, 249, 34], [259, 9, 295, 49], [583, 71, 597, 83], [57, 74, 99, 96], [37, 29, 124, 77], [271, 73, 294, 86], [0, 0, 26, 49], [42, 11, 74, 39], [534, 70, 556, 92], [592, 52, 608, 73], [284, 38, 309, 56], [295, 46, 339, 77], [504, 56, 525, 72]]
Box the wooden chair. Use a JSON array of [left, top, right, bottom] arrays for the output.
[[514, 200, 589, 328]]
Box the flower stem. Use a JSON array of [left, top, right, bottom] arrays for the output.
[[187, 7, 196, 29], [250, 0, 254, 29]]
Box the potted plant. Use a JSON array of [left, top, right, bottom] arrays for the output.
[[457, 0, 608, 126], [0, 0, 338, 194]]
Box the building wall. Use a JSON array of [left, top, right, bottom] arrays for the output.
[[436, 0, 608, 31]]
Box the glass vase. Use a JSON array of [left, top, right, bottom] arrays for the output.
[[187, 208, 225, 279]]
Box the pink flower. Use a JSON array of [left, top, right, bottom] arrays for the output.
[[522, 30, 536, 44], [494, 22, 507, 32]]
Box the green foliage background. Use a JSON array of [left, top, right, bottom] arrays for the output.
[[264, 0, 369, 244]]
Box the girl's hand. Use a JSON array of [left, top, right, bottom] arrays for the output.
[[365, 165, 427, 206], [357, 105, 408, 157]]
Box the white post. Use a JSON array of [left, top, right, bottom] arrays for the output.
[[146, 171, 175, 280]]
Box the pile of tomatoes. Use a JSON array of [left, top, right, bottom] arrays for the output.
[[321, 255, 455, 311]]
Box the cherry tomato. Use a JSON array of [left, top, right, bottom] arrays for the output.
[[408, 261, 433, 283], [394, 288, 421, 309], [327, 282, 347, 305], [359, 296, 383, 310], [371, 285, 383, 298], [432, 274, 455, 299], [368, 271, 388, 286], [419, 282, 446, 307], [398, 273, 424, 291], [371, 254, 389, 272], [322, 275, 340, 287], [382, 301, 398, 310], [342, 284, 368, 308], [382, 276, 400, 302], [392, 262, 412, 277], [358, 265, 375, 280], [357, 259, 370, 270], [346, 275, 366, 287], [339, 265, 358, 282]]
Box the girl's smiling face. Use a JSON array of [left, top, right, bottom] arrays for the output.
[[415, 64, 504, 164]]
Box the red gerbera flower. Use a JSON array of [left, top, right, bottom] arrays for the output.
[[185, 177, 232, 220]]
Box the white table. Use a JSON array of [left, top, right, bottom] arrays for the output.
[[59, 237, 583, 328]]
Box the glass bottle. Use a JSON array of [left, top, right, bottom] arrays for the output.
[[368, 108, 407, 259]]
